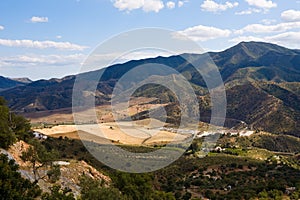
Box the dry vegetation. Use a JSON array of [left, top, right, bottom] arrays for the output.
[[27, 97, 192, 146]]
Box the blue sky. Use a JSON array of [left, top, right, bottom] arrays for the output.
[[0, 0, 299, 80]]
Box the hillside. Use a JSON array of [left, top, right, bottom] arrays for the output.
[[39, 131, 300, 200], [211, 41, 300, 83], [1, 93, 300, 199], [0, 41, 300, 136]]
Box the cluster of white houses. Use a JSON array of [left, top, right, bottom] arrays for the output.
[[158, 127, 254, 138], [195, 130, 254, 138]]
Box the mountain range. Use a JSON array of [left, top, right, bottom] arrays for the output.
[[0, 41, 299, 136]]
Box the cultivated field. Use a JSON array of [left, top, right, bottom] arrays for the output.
[[34, 119, 189, 146]]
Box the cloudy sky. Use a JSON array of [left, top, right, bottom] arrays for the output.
[[0, 0, 299, 80]]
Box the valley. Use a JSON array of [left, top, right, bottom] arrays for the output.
[[1, 41, 300, 199], [1, 42, 300, 137], [2, 0, 300, 198]]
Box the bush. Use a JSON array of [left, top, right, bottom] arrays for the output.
[[79, 175, 125, 200]]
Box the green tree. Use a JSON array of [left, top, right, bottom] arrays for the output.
[[0, 98, 15, 149], [41, 185, 75, 200], [0, 154, 42, 199], [290, 190, 300, 200], [47, 164, 61, 183], [112, 172, 153, 200], [21, 139, 60, 182], [11, 114, 32, 142], [151, 191, 176, 200], [268, 189, 283, 200], [258, 189, 268, 200], [0, 96, 33, 149], [182, 192, 192, 200], [79, 175, 125, 200]]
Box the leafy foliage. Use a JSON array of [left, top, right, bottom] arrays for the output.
[[79, 175, 125, 200], [0, 97, 16, 149], [41, 185, 75, 200], [0, 154, 41, 200], [112, 172, 154, 199], [0, 96, 33, 149], [21, 139, 60, 182]]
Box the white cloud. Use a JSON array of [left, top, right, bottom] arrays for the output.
[[230, 31, 300, 49], [30, 16, 49, 23], [266, 31, 300, 48], [113, 0, 143, 11], [245, 0, 277, 10], [235, 0, 277, 15], [231, 13, 300, 49], [0, 54, 85, 67], [113, 0, 164, 13], [235, 8, 261, 15], [235, 21, 300, 34], [143, 0, 164, 12], [0, 39, 88, 51], [166, 1, 175, 9], [201, 0, 238, 12], [178, 0, 189, 7], [260, 19, 276, 25], [175, 25, 231, 42], [0, 25, 4, 30], [178, 1, 184, 7], [281, 10, 300, 22], [56, 35, 62, 39]]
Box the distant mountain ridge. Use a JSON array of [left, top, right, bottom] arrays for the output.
[[210, 41, 300, 82], [1, 41, 300, 136], [0, 76, 31, 91]]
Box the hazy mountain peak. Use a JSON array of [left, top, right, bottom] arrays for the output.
[[11, 77, 32, 84], [0, 76, 29, 91], [232, 41, 296, 57]]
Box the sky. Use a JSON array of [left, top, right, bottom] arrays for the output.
[[0, 0, 299, 80]]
